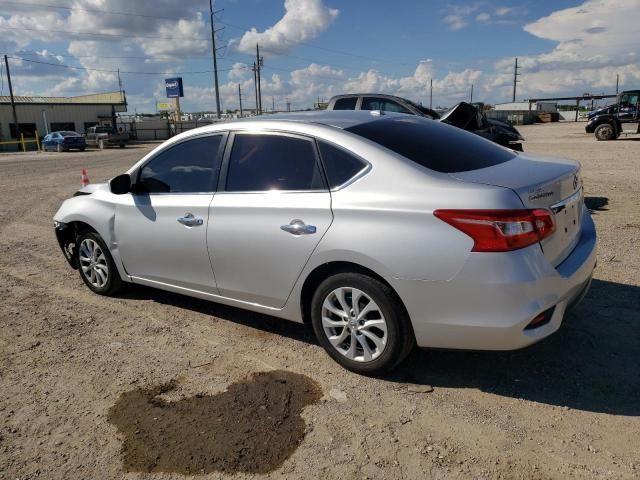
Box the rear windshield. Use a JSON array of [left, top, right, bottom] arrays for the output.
[[345, 116, 516, 173]]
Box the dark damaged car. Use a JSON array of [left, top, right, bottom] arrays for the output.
[[327, 93, 524, 150]]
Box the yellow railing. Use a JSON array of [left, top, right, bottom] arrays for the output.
[[0, 131, 41, 152]]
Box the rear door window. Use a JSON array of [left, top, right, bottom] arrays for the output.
[[332, 97, 358, 110], [225, 134, 325, 192], [318, 141, 368, 188], [346, 116, 516, 173]]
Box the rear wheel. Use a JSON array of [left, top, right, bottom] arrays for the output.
[[594, 123, 615, 141], [119, 143, 126, 148], [310, 272, 414, 375], [75, 232, 122, 296]]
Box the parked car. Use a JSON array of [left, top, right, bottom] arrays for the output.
[[53, 111, 596, 374], [42, 131, 86, 152], [327, 93, 524, 150], [85, 125, 129, 149], [585, 90, 640, 140]]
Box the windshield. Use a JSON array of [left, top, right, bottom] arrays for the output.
[[60, 131, 80, 137], [346, 116, 516, 173]]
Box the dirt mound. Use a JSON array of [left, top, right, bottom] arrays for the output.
[[107, 370, 321, 474]]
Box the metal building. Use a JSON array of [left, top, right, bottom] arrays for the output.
[[0, 92, 127, 140]]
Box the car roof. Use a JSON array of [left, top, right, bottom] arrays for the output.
[[329, 93, 408, 102], [226, 110, 393, 130]]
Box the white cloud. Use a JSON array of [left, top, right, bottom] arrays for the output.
[[476, 13, 491, 23], [485, 0, 640, 100], [235, 0, 338, 55]]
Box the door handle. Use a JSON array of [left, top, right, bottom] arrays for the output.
[[280, 219, 316, 236], [177, 213, 203, 227]]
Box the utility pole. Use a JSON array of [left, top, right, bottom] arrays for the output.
[[272, 96, 275, 112], [252, 62, 259, 115], [512, 57, 520, 102], [429, 78, 433, 109], [256, 44, 263, 115], [286, 97, 291, 112], [470, 83, 474, 103], [208, 0, 222, 119], [238, 83, 243, 117], [4, 55, 19, 146], [616, 73, 619, 94]]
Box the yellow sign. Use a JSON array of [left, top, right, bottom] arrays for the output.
[[157, 102, 174, 111]]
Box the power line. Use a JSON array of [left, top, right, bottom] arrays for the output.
[[0, 0, 182, 21], [10, 50, 211, 61], [0, 25, 210, 41], [8, 56, 234, 76]]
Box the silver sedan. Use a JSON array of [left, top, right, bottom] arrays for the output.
[[53, 111, 597, 374]]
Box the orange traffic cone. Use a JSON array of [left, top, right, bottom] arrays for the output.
[[80, 168, 90, 187]]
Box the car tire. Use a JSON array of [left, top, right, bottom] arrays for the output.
[[98, 139, 105, 150], [310, 272, 415, 375], [75, 231, 122, 296], [56, 143, 63, 153], [594, 123, 615, 141], [119, 144, 126, 148], [80, 147, 86, 152]]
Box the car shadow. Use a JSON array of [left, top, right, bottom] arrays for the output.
[[584, 196, 609, 213], [393, 279, 640, 416], [120, 285, 316, 345], [121, 279, 639, 416]]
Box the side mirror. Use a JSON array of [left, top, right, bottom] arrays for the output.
[[109, 173, 131, 195]]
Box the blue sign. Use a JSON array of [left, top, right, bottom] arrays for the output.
[[165, 77, 184, 98]]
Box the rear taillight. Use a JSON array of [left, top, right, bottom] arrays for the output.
[[434, 209, 555, 252]]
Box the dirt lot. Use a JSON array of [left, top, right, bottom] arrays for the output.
[[1, 123, 639, 479]]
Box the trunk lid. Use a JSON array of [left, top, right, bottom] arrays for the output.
[[451, 154, 584, 266]]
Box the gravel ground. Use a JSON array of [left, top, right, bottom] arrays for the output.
[[1, 122, 639, 479]]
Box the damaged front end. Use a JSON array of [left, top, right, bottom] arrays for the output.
[[54, 221, 78, 269], [440, 101, 524, 151]]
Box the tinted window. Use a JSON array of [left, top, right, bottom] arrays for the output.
[[61, 131, 80, 137], [318, 141, 368, 188], [362, 98, 410, 114], [226, 134, 325, 192], [346, 116, 516, 173], [333, 97, 358, 110], [138, 135, 223, 193]]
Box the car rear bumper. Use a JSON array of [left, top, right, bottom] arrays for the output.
[[391, 210, 597, 350]]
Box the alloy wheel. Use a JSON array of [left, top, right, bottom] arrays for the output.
[[78, 238, 109, 288], [321, 287, 388, 362]]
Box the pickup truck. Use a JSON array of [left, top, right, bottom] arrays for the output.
[[585, 90, 640, 140], [85, 126, 129, 149]]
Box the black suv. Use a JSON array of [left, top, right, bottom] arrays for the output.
[[327, 93, 524, 151], [585, 90, 640, 140]]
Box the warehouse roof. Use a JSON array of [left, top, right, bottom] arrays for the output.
[[0, 91, 126, 105]]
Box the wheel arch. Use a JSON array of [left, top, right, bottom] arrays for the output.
[[299, 261, 410, 328]]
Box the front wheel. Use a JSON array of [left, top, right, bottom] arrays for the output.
[[594, 123, 615, 141], [310, 273, 414, 375], [75, 232, 122, 296]]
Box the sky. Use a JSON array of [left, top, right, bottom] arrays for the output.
[[0, 0, 638, 113]]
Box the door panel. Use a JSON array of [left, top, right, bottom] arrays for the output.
[[115, 194, 217, 292], [208, 192, 332, 307]]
